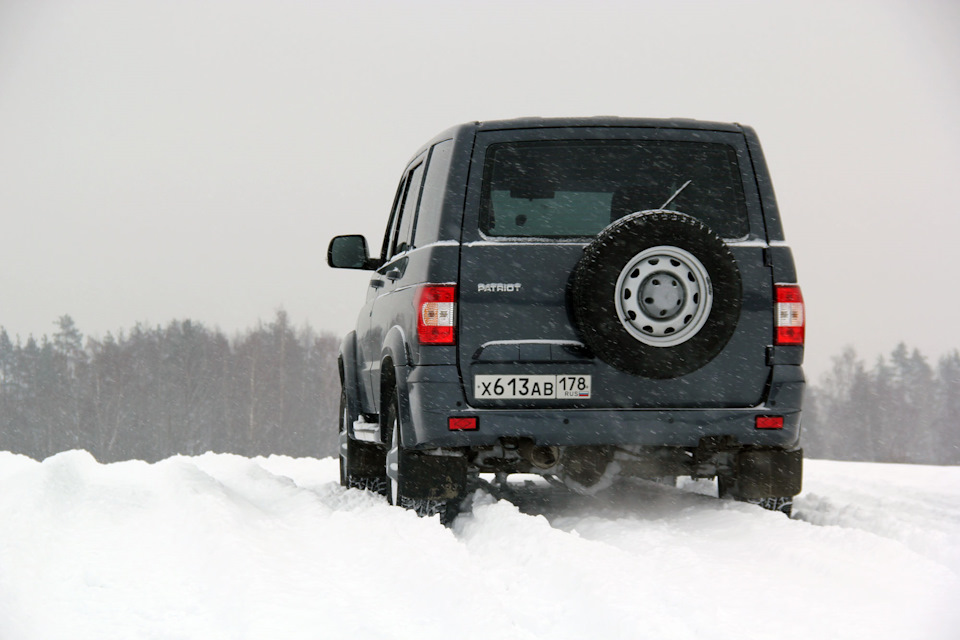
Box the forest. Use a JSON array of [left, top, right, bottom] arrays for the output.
[[0, 313, 340, 462], [804, 344, 960, 464], [0, 314, 958, 465]]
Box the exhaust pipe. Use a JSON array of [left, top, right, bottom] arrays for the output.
[[518, 440, 560, 469]]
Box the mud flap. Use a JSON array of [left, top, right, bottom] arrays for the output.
[[343, 434, 387, 478], [399, 451, 468, 501], [735, 448, 803, 499]]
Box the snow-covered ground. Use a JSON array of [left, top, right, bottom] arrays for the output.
[[0, 451, 957, 640]]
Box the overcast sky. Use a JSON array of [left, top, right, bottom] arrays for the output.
[[1, 0, 958, 379]]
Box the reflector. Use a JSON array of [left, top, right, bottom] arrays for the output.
[[756, 415, 784, 429], [448, 417, 477, 431]]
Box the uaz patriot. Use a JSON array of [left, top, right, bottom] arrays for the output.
[[328, 117, 805, 522]]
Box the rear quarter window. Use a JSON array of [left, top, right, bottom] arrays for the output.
[[413, 139, 454, 248]]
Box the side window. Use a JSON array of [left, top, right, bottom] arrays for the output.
[[414, 139, 454, 248], [380, 176, 407, 261], [389, 161, 425, 258]]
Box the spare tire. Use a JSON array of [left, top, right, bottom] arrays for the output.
[[570, 211, 741, 379]]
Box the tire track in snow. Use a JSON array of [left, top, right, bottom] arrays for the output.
[[793, 459, 960, 578], [1, 452, 958, 640]]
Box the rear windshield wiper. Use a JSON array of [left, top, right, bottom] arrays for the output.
[[660, 179, 692, 209]]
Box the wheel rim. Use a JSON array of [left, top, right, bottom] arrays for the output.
[[614, 245, 713, 347], [386, 416, 399, 505]]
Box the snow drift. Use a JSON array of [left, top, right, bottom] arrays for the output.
[[0, 451, 957, 639]]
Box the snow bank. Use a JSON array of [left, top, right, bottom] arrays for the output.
[[0, 451, 957, 639]]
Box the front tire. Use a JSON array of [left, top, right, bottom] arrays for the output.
[[339, 391, 387, 494]]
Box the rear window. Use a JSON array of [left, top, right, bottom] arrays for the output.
[[479, 140, 749, 238]]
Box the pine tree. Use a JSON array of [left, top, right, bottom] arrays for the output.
[[934, 351, 960, 464]]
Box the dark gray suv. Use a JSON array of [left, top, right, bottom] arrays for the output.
[[329, 117, 804, 522]]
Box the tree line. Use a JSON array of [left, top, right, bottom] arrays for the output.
[[804, 344, 960, 465], [0, 315, 958, 465], [0, 312, 341, 462]]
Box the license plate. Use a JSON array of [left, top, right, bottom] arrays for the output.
[[474, 374, 591, 399]]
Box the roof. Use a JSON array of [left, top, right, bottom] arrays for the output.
[[406, 117, 746, 168], [474, 116, 743, 133]]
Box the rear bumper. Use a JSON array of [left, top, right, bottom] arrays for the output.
[[398, 363, 804, 450]]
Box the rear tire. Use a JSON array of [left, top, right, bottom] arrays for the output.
[[718, 475, 793, 517], [385, 399, 462, 525]]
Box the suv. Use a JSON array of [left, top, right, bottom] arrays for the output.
[[328, 117, 804, 521]]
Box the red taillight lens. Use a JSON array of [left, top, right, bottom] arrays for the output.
[[417, 285, 456, 345], [774, 284, 804, 346], [448, 416, 477, 431], [756, 415, 784, 429]]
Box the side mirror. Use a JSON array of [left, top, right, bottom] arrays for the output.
[[328, 235, 374, 270]]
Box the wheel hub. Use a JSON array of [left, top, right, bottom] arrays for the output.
[[614, 245, 713, 347], [637, 271, 685, 320]]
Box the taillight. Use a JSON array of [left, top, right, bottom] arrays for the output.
[[417, 285, 456, 345], [774, 284, 805, 346]]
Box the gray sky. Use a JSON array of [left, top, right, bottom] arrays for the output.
[[1, 0, 958, 380]]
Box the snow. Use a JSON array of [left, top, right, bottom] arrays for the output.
[[0, 452, 957, 639]]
